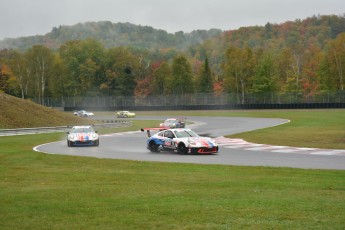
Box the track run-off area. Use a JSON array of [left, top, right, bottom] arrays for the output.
[[34, 116, 345, 170]]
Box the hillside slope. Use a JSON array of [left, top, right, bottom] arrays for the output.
[[0, 93, 92, 128], [0, 21, 222, 50]]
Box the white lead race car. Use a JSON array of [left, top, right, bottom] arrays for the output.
[[141, 127, 218, 154], [67, 126, 99, 147]]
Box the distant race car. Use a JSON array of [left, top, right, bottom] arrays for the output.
[[67, 126, 99, 147], [73, 110, 94, 117], [115, 110, 136, 118], [141, 127, 218, 154], [160, 118, 185, 128]]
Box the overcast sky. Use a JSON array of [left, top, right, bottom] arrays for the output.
[[1, 0, 344, 40]]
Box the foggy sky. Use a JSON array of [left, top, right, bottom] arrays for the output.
[[0, 0, 344, 40]]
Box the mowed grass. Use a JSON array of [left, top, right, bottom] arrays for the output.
[[1, 111, 345, 229]]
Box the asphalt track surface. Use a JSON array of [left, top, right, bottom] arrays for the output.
[[34, 116, 345, 170]]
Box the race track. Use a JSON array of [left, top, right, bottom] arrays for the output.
[[34, 116, 345, 170]]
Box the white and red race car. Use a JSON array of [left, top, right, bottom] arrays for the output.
[[67, 126, 99, 147], [141, 127, 218, 154]]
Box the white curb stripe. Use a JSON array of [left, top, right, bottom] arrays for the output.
[[215, 136, 345, 156]]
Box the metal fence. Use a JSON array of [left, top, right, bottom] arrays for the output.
[[0, 121, 132, 136], [34, 91, 345, 109]]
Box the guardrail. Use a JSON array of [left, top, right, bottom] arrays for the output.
[[0, 121, 132, 137]]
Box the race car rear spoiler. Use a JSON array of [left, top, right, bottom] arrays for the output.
[[140, 127, 167, 137]]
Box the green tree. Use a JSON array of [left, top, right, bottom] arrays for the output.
[[151, 62, 172, 95], [252, 53, 278, 93], [171, 55, 194, 94], [59, 39, 106, 97], [104, 47, 139, 96], [196, 56, 213, 93], [47, 55, 68, 104]]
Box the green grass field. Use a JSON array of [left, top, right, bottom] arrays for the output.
[[1, 110, 345, 229]]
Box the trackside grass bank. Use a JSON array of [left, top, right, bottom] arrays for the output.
[[1, 112, 345, 229]]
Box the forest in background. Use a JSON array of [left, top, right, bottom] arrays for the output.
[[0, 14, 344, 105]]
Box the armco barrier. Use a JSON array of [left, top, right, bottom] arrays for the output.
[[0, 121, 132, 137]]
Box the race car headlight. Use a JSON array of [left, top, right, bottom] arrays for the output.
[[92, 133, 98, 139], [69, 134, 76, 140]]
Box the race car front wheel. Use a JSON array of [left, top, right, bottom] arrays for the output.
[[178, 143, 188, 154], [149, 141, 159, 152]]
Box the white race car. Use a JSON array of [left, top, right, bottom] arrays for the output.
[[141, 128, 218, 154], [73, 110, 94, 117], [67, 126, 99, 147], [160, 118, 185, 128]]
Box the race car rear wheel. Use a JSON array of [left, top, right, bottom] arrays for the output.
[[178, 143, 188, 154], [149, 141, 159, 152]]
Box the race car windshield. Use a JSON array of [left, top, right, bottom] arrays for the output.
[[71, 128, 93, 133], [174, 130, 199, 138]]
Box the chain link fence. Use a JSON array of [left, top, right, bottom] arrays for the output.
[[34, 91, 345, 109]]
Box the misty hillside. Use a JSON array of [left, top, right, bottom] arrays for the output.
[[0, 21, 222, 50], [0, 92, 91, 128], [0, 15, 343, 56]]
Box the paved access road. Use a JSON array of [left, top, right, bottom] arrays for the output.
[[34, 116, 345, 170]]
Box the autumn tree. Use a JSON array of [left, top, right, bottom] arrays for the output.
[[223, 46, 255, 103], [0, 63, 12, 93], [0, 49, 28, 98], [300, 45, 322, 99], [320, 33, 345, 91], [25, 45, 55, 104], [277, 48, 304, 93], [11, 51, 30, 99]]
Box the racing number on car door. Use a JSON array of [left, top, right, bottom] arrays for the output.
[[163, 131, 174, 148], [164, 138, 173, 147]]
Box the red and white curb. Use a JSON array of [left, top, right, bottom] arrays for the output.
[[214, 136, 345, 156]]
